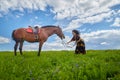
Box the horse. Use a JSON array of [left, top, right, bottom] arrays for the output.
[[12, 25, 65, 56]]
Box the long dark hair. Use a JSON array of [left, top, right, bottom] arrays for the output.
[[72, 30, 80, 35]]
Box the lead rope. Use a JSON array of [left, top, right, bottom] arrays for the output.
[[61, 40, 71, 54], [61, 40, 76, 51], [61, 40, 67, 49]]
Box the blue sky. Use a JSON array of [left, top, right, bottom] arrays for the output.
[[0, 0, 120, 51]]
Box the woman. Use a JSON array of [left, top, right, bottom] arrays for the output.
[[67, 30, 86, 54]]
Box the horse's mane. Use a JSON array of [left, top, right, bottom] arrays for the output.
[[41, 25, 58, 28]]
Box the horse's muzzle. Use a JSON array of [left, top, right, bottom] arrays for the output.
[[62, 35, 65, 39]]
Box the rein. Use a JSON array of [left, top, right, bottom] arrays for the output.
[[61, 40, 76, 54], [61, 40, 75, 48]]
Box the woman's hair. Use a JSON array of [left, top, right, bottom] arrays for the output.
[[72, 30, 80, 35]]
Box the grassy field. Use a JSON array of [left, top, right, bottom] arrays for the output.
[[0, 50, 120, 80]]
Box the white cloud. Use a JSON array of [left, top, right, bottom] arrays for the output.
[[16, 15, 20, 18], [63, 10, 114, 31], [15, 13, 24, 18], [42, 35, 75, 50], [106, 18, 113, 22], [0, 0, 119, 29], [82, 29, 120, 49], [35, 16, 38, 19], [51, 0, 120, 20], [63, 0, 119, 31], [22, 40, 64, 51], [49, 0, 119, 31], [0, 36, 10, 44], [100, 42, 108, 45], [0, 0, 47, 14], [23, 43, 39, 51], [111, 18, 120, 27], [118, 10, 120, 15]]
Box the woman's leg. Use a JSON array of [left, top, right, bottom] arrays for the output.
[[75, 46, 79, 54]]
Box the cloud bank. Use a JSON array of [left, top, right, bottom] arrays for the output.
[[0, 36, 10, 44], [0, 0, 120, 50]]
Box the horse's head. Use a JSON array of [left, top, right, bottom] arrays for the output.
[[55, 26, 65, 39]]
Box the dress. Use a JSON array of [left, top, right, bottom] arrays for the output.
[[70, 35, 86, 54]]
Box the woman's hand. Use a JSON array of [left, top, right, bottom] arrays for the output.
[[67, 42, 69, 44], [67, 41, 71, 44]]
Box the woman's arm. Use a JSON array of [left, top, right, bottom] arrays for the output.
[[67, 40, 72, 44], [67, 36, 75, 44]]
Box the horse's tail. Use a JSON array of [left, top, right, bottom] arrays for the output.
[[12, 30, 16, 41]]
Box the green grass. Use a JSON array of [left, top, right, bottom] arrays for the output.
[[0, 50, 120, 80]]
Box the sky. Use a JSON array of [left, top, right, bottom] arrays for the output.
[[0, 0, 120, 51]]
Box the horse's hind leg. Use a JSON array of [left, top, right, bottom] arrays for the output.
[[19, 41, 24, 55], [14, 42, 19, 56]]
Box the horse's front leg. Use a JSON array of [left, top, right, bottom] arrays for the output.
[[19, 41, 24, 55], [38, 41, 44, 56]]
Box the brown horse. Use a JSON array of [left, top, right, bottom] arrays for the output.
[[12, 25, 65, 56]]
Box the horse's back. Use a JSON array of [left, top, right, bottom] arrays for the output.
[[12, 28, 26, 40], [14, 28, 25, 35]]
